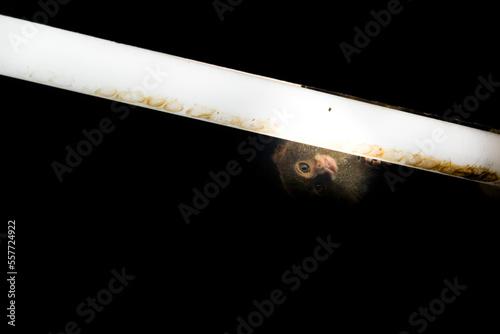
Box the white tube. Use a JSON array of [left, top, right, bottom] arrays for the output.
[[0, 14, 499, 185]]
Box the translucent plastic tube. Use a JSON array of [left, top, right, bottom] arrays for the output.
[[1, 14, 499, 185]]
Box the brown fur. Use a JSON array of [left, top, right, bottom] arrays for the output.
[[272, 141, 375, 203]]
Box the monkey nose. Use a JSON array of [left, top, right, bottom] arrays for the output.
[[315, 154, 338, 179]]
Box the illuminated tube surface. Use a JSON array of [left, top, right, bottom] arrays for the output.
[[1, 15, 499, 185]]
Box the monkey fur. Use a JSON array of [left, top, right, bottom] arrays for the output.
[[272, 141, 382, 203]]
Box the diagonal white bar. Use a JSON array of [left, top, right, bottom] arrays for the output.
[[0, 14, 499, 185]]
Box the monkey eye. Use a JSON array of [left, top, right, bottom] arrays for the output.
[[315, 183, 325, 195], [298, 162, 310, 173]]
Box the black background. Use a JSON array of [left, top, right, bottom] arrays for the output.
[[2, 0, 499, 333]]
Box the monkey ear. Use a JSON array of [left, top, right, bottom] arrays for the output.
[[271, 141, 288, 164]]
